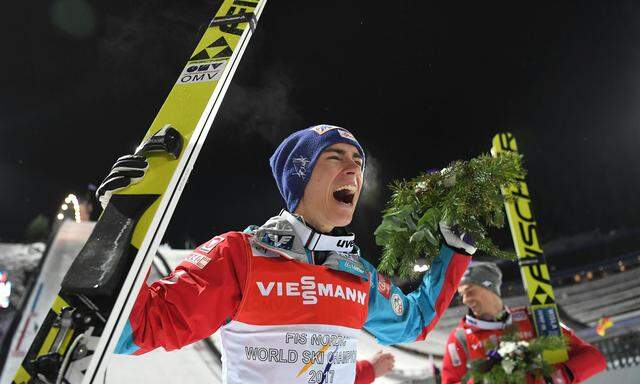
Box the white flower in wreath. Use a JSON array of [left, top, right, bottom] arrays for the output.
[[498, 341, 517, 356], [501, 358, 516, 374], [440, 167, 456, 187], [415, 181, 428, 193], [517, 340, 530, 348]]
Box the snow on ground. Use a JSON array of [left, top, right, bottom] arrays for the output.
[[0, 221, 95, 383], [107, 344, 223, 383], [0, 241, 44, 367], [0, 242, 44, 308]]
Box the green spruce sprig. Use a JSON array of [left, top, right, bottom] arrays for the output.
[[375, 152, 524, 277]]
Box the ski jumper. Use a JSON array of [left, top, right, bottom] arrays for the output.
[[116, 210, 471, 383], [442, 307, 606, 384]]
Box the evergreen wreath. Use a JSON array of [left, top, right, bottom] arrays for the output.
[[375, 152, 524, 277]]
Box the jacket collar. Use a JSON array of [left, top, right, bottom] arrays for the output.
[[464, 307, 512, 330], [249, 210, 367, 280], [279, 210, 356, 253]]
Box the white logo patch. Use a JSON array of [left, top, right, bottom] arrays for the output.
[[266, 233, 293, 249], [447, 343, 462, 366], [292, 156, 311, 178], [391, 293, 404, 316], [256, 275, 367, 306], [482, 280, 493, 287], [310, 125, 340, 135], [177, 60, 226, 85], [185, 253, 211, 269], [309, 125, 358, 142], [199, 236, 225, 253], [337, 129, 356, 141]]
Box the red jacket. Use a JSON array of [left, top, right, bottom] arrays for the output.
[[441, 307, 606, 384], [355, 360, 375, 384], [114, 212, 471, 384], [130, 231, 376, 383]]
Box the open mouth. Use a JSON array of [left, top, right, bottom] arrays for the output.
[[333, 185, 356, 205]]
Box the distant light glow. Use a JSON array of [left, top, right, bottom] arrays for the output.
[[63, 194, 81, 223], [61, 203, 68, 210], [57, 213, 64, 220]]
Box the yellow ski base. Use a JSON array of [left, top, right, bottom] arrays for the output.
[[492, 133, 568, 364]]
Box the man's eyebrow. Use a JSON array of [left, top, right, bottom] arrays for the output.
[[324, 148, 362, 159]]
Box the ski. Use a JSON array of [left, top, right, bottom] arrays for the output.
[[12, 1, 267, 383], [491, 133, 569, 364]]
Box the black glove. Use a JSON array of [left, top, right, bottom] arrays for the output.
[[95, 154, 148, 209]]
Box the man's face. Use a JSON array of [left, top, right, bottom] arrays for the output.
[[295, 143, 364, 231], [457, 283, 501, 319]]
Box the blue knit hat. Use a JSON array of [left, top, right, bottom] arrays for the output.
[[270, 125, 366, 212]]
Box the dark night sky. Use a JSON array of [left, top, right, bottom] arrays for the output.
[[2, 1, 640, 269]]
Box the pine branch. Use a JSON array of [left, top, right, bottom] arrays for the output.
[[375, 152, 524, 277]]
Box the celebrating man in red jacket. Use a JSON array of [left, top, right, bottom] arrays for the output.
[[441, 262, 606, 384], [99, 125, 476, 383]]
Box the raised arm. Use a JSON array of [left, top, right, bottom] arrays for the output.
[[115, 232, 248, 354], [363, 244, 471, 345]]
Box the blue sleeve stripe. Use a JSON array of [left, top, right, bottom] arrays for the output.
[[114, 320, 141, 355], [405, 245, 454, 330], [363, 244, 458, 345]]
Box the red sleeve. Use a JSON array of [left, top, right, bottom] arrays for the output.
[[354, 360, 375, 384], [127, 232, 248, 354], [441, 327, 469, 384], [560, 325, 606, 383]]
